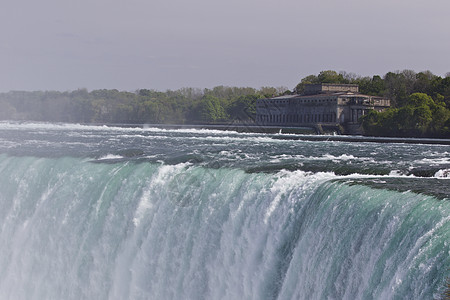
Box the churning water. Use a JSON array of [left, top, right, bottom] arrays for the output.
[[0, 122, 449, 299]]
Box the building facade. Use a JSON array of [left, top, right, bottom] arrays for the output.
[[255, 83, 390, 134]]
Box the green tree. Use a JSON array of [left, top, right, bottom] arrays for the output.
[[363, 75, 385, 96], [228, 94, 260, 121], [199, 95, 228, 123], [411, 104, 432, 135], [294, 75, 319, 94], [434, 77, 450, 107], [317, 70, 346, 83], [361, 93, 450, 137], [259, 87, 278, 98], [413, 71, 435, 94], [383, 72, 408, 107]]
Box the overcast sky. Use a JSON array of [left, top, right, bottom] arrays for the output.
[[1, 0, 449, 92]]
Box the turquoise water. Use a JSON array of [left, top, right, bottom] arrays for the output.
[[0, 122, 449, 299]]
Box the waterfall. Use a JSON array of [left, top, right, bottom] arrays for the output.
[[0, 155, 448, 299]]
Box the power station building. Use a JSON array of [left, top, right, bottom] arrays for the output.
[[255, 83, 390, 134]]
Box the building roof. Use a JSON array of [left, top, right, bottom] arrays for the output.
[[263, 91, 363, 100]]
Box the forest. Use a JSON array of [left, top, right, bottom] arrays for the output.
[[0, 86, 282, 125], [0, 70, 449, 137]]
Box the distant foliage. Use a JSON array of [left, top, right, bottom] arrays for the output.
[[361, 93, 450, 138], [294, 69, 450, 108], [293, 70, 450, 138], [1, 69, 449, 138], [0, 86, 284, 125]]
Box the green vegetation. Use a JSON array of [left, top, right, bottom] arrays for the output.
[[362, 93, 450, 137], [0, 69, 449, 138], [294, 70, 450, 138], [0, 86, 282, 125]]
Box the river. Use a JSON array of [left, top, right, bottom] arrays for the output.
[[0, 122, 448, 299]]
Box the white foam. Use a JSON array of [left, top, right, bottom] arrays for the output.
[[97, 154, 125, 160], [132, 162, 191, 227], [264, 170, 335, 223], [0, 121, 143, 133], [142, 126, 245, 135], [415, 157, 450, 165], [434, 169, 450, 178]]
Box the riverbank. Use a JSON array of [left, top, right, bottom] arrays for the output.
[[3, 120, 449, 145], [140, 123, 450, 145]]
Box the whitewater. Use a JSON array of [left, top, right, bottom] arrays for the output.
[[0, 122, 449, 300]]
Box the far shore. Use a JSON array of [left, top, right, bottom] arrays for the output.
[[93, 122, 450, 146]]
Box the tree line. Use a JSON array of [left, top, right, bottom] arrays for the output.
[[295, 70, 450, 138], [0, 69, 449, 137], [0, 86, 285, 125]]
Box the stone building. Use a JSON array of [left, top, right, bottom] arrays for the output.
[[255, 83, 390, 134]]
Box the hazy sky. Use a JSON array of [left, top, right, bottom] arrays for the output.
[[1, 0, 449, 92]]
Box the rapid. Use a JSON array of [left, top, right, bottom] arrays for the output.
[[0, 122, 449, 299]]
